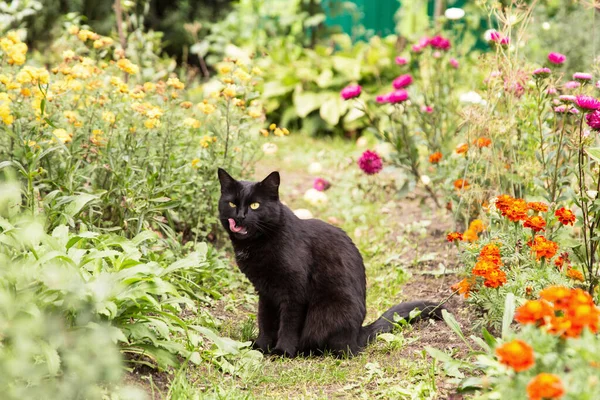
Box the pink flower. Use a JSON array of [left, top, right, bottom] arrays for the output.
[[533, 67, 551, 78], [418, 36, 430, 47], [393, 74, 413, 89], [449, 58, 459, 68], [559, 95, 576, 103], [358, 150, 383, 175], [432, 51, 442, 59], [554, 105, 578, 115], [564, 81, 581, 89], [596, 80, 600, 89], [548, 52, 566, 65], [412, 44, 424, 53], [575, 95, 600, 111], [489, 31, 501, 42], [488, 31, 509, 47], [500, 37, 510, 46], [574, 72, 593, 81], [586, 110, 600, 131], [387, 89, 408, 103], [376, 94, 390, 103], [546, 87, 557, 95], [421, 105, 434, 113], [395, 56, 408, 65], [430, 35, 451, 50], [340, 85, 362, 100], [313, 177, 331, 191]]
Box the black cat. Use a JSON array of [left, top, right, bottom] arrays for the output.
[[217, 168, 444, 357]]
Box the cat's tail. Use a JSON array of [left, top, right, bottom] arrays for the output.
[[358, 300, 445, 347]]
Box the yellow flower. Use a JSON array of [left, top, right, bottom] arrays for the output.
[[90, 129, 106, 146], [197, 102, 216, 115], [183, 118, 201, 128], [68, 25, 79, 35], [269, 123, 276, 130], [93, 37, 114, 49], [20, 88, 31, 97], [77, 29, 99, 42], [251, 67, 262, 76], [0, 74, 11, 85], [234, 69, 251, 82], [180, 101, 193, 109], [260, 129, 269, 137], [282, 128, 290, 135], [232, 98, 245, 107], [116, 58, 139, 75], [222, 84, 236, 98], [6, 31, 20, 44], [0, 93, 13, 125], [143, 82, 156, 92], [144, 118, 161, 129], [53, 128, 72, 143], [62, 50, 76, 61], [273, 128, 284, 137], [102, 111, 116, 124], [166, 77, 185, 90], [200, 135, 216, 148], [217, 63, 233, 75], [191, 158, 200, 167]]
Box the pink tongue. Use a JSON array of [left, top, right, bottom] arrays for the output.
[[228, 218, 244, 233]]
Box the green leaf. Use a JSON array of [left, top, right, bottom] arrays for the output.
[[502, 293, 516, 339], [293, 89, 327, 118], [586, 147, 600, 163], [320, 95, 347, 126], [442, 309, 472, 351], [41, 343, 61, 376], [64, 193, 98, 218]]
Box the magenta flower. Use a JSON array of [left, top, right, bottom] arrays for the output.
[[559, 95, 576, 103], [533, 67, 551, 78], [489, 31, 501, 42], [500, 37, 510, 46], [574, 72, 593, 81], [421, 105, 434, 113], [575, 95, 600, 111], [393, 74, 413, 89], [565, 81, 581, 89], [449, 58, 459, 69], [548, 52, 566, 65], [586, 110, 600, 131], [340, 85, 362, 100], [387, 89, 408, 103], [429, 35, 451, 50], [395, 56, 408, 65], [376, 94, 390, 103], [313, 177, 331, 191], [358, 150, 383, 175]]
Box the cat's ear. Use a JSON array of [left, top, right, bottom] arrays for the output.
[[259, 171, 280, 198], [217, 168, 237, 193]]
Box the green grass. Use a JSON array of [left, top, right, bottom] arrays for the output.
[[153, 135, 446, 399]]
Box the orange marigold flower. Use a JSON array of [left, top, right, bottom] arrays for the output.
[[469, 219, 486, 233], [514, 300, 554, 325], [483, 268, 507, 288], [454, 179, 470, 190], [503, 198, 529, 222], [528, 236, 558, 261], [524, 215, 546, 232], [554, 256, 566, 270], [451, 278, 475, 298], [495, 339, 535, 372], [566, 268, 584, 282], [473, 259, 499, 277], [446, 232, 463, 242], [429, 152, 442, 163], [528, 202, 549, 212], [539, 285, 572, 310], [526, 373, 565, 400], [455, 143, 469, 154], [475, 137, 492, 148], [479, 244, 502, 265], [555, 207, 576, 225], [495, 194, 514, 213], [462, 228, 478, 242]]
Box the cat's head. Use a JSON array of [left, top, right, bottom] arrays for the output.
[[217, 168, 281, 240]]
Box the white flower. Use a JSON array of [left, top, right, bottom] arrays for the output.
[[356, 136, 369, 148], [294, 208, 313, 220], [483, 29, 496, 41], [459, 91, 486, 105], [262, 142, 278, 155], [303, 188, 328, 206], [445, 7, 465, 20], [420, 175, 431, 186], [542, 22, 551, 31], [308, 162, 322, 175]]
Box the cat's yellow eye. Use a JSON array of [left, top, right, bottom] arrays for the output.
[[228, 202, 236, 208], [250, 202, 260, 210]]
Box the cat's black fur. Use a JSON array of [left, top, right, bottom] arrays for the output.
[[217, 168, 444, 357]]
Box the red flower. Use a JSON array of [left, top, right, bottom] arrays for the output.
[[555, 208, 576, 225], [357, 150, 383, 175]]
